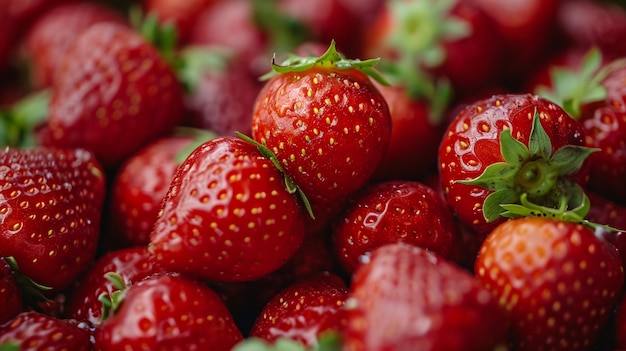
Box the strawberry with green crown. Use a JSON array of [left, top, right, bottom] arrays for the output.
[[251, 40, 391, 232], [438, 93, 595, 235]]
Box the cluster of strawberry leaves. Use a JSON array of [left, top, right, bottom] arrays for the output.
[[2, 0, 626, 350]]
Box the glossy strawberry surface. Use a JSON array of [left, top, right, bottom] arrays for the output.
[[438, 93, 588, 234], [42, 22, 185, 169], [0, 147, 106, 293], [150, 136, 305, 282], [94, 274, 243, 351], [475, 217, 624, 350]]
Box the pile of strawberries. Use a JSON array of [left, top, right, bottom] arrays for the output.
[[1, 0, 626, 350]]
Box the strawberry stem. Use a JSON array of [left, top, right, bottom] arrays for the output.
[[461, 109, 598, 222], [4, 256, 52, 309], [235, 132, 315, 220], [98, 272, 128, 321], [260, 40, 389, 86]]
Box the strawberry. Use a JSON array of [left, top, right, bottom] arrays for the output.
[[93, 273, 243, 351], [63, 247, 164, 327], [533, 48, 626, 205], [105, 131, 214, 249], [251, 41, 391, 232], [149, 136, 306, 282], [0, 146, 106, 293], [556, 0, 626, 59], [342, 242, 510, 351], [475, 217, 624, 350], [0, 258, 21, 325], [616, 295, 626, 349], [278, 0, 361, 57], [142, 0, 218, 45], [467, 0, 560, 85], [362, 0, 503, 97], [0, 311, 92, 351], [332, 180, 458, 274], [179, 47, 261, 137], [38, 21, 185, 169], [249, 272, 348, 347], [370, 82, 447, 181], [438, 93, 593, 235], [20, 1, 128, 89]]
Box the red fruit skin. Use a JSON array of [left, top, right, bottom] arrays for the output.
[[64, 247, 164, 327], [332, 180, 458, 274], [581, 65, 626, 205], [0, 258, 22, 325], [0, 311, 92, 351], [363, 0, 503, 96], [342, 243, 510, 351], [189, 0, 269, 77], [438, 94, 587, 235], [475, 217, 624, 351], [93, 274, 243, 351], [0, 147, 106, 293], [586, 191, 626, 270], [106, 135, 196, 249], [616, 296, 626, 349], [142, 0, 217, 45], [42, 22, 185, 169], [279, 0, 361, 57], [150, 136, 305, 282], [371, 83, 443, 181], [467, 0, 560, 84], [183, 61, 260, 137], [249, 272, 348, 347], [21, 1, 128, 89], [251, 66, 391, 231], [557, 0, 626, 59]]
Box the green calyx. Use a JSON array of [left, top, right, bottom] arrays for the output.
[[388, 0, 470, 68], [461, 110, 598, 223], [232, 332, 341, 351], [535, 47, 626, 119], [0, 343, 19, 351], [0, 90, 50, 148], [4, 256, 52, 310], [260, 40, 389, 86], [98, 272, 128, 321], [235, 132, 315, 220]]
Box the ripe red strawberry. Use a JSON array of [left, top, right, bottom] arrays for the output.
[[370, 82, 447, 181], [342, 242, 510, 351], [475, 217, 624, 350], [180, 48, 261, 137], [362, 0, 503, 96], [616, 296, 626, 349], [64, 247, 164, 327], [533, 49, 626, 205], [467, 0, 560, 84], [0, 258, 21, 325], [94, 273, 243, 351], [438, 93, 592, 235], [105, 131, 213, 249], [38, 21, 185, 169], [251, 41, 391, 232], [149, 136, 305, 282], [556, 0, 626, 59], [249, 272, 348, 347], [21, 1, 128, 89], [332, 180, 458, 274], [0, 311, 92, 351], [142, 0, 218, 45], [0, 146, 106, 293]]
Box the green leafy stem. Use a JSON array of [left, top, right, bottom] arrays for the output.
[[235, 132, 314, 220]]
